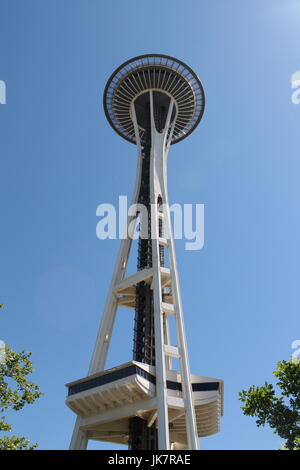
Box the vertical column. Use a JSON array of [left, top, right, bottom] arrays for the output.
[[163, 201, 199, 450], [149, 91, 170, 449], [88, 148, 142, 375], [69, 417, 88, 450], [69, 112, 144, 450], [151, 202, 170, 449], [150, 92, 199, 450]]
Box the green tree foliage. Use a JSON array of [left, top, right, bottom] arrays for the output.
[[239, 359, 300, 450], [0, 344, 42, 450]]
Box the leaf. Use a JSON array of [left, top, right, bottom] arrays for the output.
[[239, 360, 300, 450]]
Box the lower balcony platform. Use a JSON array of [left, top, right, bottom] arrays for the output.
[[66, 361, 223, 448]]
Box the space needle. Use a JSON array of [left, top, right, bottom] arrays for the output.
[[66, 54, 223, 450]]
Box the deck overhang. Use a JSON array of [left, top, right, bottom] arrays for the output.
[[66, 361, 223, 447]]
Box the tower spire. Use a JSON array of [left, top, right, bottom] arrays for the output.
[[66, 54, 223, 451]]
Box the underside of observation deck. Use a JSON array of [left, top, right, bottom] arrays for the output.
[[103, 54, 205, 145]]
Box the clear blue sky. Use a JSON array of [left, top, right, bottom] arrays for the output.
[[1, 0, 300, 450]]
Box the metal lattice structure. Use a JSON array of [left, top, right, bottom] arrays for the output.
[[66, 54, 223, 451]]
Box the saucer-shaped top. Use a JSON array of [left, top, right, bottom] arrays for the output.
[[103, 54, 205, 145]]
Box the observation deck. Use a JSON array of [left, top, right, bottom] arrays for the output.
[[66, 361, 223, 448], [103, 54, 205, 145]]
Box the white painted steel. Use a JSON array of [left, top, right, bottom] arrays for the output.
[[70, 89, 200, 450]]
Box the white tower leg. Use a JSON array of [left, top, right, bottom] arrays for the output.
[[69, 147, 143, 449], [69, 417, 88, 450], [69, 91, 199, 450], [147, 92, 199, 450]]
